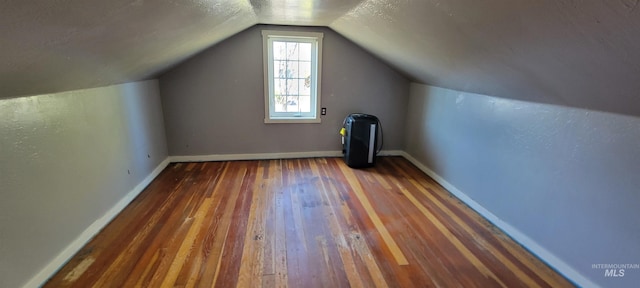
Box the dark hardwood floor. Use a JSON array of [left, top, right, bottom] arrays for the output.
[[44, 157, 574, 287]]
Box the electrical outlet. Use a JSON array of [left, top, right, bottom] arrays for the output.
[[321, 107, 327, 115]]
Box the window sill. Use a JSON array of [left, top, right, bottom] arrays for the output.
[[264, 117, 321, 124]]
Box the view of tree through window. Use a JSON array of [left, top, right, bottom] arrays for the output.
[[273, 41, 312, 113], [263, 30, 322, 123]]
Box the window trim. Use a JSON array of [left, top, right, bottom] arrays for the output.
[[262, 30, 323, 124]]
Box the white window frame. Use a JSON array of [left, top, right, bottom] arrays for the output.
[[262, 30, 323, 124]]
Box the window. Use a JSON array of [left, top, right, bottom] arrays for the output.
[[262, 30, 323, 123]]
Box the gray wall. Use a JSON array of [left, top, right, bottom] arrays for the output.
[[160, 25, 408, 156], [0, 80, 168, 288], [405, 83, 640, 287]]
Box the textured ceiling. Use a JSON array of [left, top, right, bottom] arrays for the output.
[[0, 0, 257, 98], [331, 0, 640, 116], [2, 0, 640, 116]]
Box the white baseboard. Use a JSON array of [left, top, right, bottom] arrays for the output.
[[23, 157, 171, 288], [376, 150, 404, 156], [399, 152, 598, 288], [169, 150, 404, 163]]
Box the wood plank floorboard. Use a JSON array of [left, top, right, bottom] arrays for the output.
[[44, 157, 574, 288]]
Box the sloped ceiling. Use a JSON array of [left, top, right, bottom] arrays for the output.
[[2, 0, 640, 116], [0, 0, 257, 98], [331, 0, 640, 116]]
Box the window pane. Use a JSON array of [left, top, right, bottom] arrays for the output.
[[285, 61, 294, 78], [289, 61, 300, 78], [286, 42, 299, 60], [286, 96, 299, 112], [299, 79, 310, 95], [275, 101, 287, 112], [274, 61, 286, 78], [280, 79, 288, 96], [287, 79, 299, 96], [299, 43, 312, 61], [299, 61, 311, 79], [299, 96, 311, 112], [274, 90, 286, 112], [274, 79, 287, 110], [274, 78, 281, 95], [273, 41, 286, 60]]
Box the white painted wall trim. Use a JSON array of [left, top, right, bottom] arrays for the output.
[[377, 150, 404, 156], [399, 151, 598, 288], [169, 150, 404, 163], [23, 157, 171, 288]]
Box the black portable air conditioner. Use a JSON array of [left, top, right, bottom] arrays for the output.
[[341, 113, 382, 168]]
